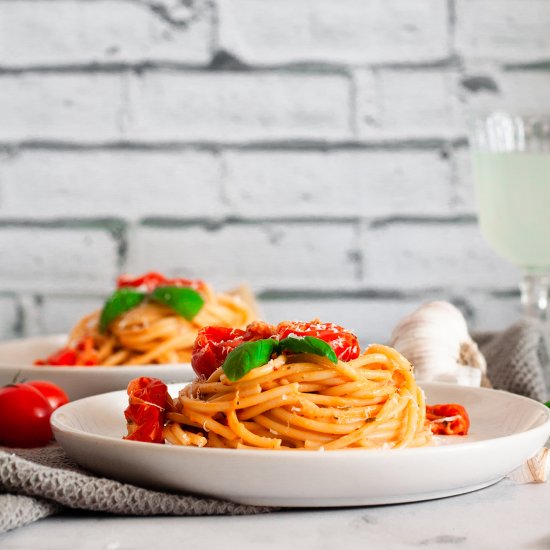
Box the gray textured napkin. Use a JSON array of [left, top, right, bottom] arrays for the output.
[[0, 445, 271, 534], [1, 319, 548, 535], [475, 318, 549, 403]]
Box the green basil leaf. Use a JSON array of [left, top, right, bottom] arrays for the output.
[[223, 339, 279, 382], [278, 335, 338, 364], [99, 288, 145, 333], [151, 286, 204, 320]]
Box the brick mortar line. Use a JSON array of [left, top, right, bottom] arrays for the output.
[[0, 138, 469, 153], [141, 215, 478, 227], [0, 216, 478, 229], [0, 57, 465, 76], [3, 56, 550, 75], [258, 288, 519, 300], [504, 62, 550, 71], [370, 215, 477, 228], [0, 218, 127, 229]]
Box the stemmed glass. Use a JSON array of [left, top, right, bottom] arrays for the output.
[[470, 112, 550, 322]]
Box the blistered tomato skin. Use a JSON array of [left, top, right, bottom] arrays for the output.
[[0, 384, 54, 447], [276, 321, 361, 361], [191, 327, 247, 379]]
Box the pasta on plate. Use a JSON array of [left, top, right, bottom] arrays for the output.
[[35, 272, 257, 367], [124, 320, 469, 450]]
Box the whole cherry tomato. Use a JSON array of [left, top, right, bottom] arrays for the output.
[[0, 380, 70, 447], [191, 322, 276, 378], [26, 380, 69, 410], [276, 320, 361, 361], [0, 384, 54, 447]]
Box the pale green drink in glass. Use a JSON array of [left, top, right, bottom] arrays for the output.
[[473, 152, 550, 271]]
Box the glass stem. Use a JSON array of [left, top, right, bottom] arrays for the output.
[[520, 271, 550, 321]]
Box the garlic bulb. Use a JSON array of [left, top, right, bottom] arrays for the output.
[[390, 301, 487, 387]]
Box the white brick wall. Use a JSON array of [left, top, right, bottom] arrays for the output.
[[0, 1, 213, 66], [223, 150, 452, 218], [128, 223, 358, 292], [0, 0, 545, 340], [451, 147, 477, 215], [218, 0, 449, 64], [127, 71, 351, 142], [0, 227, 118, 293], [466, 70, 550, 116], [0, 73, 126, 142], [364, 222, 521, 290], [455, 0, 550, 63], [0, 72, 351, 142], [0, 150, 225, 219], [356, 69, 464, 139]]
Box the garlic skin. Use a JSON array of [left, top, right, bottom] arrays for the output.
[[390, 301, 487, 387]]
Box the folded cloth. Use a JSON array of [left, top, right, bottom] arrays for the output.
[[475, 318, 549, 403], [0, 445, 271, 534]]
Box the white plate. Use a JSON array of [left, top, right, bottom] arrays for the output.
[[51, 382, 550, 507], [0, 335, 195, 400]]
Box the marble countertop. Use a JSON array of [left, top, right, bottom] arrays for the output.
[[2, 479, 550, 550]]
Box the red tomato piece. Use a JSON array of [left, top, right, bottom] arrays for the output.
[[26, 380, 69, 411], [34, 336, 99, 367], [117, 272, 205, 293], [0, 384, 54, 447], [191, 327, 247, 379], [191, 322, 276, 379], [35, 346, 78, 366], [426, 403, 470, 436], [124, 377, 168, 444], [276, 320, 361, 361]]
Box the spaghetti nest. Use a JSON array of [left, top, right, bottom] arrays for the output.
[[65, 284, 257, 366], [163, 344, 433, 450]]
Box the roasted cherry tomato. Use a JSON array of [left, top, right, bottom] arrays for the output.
[[117, 272, 205, 293], [191, 322, 276, 379], [124, 377, 169, 444], [276, 320, 360, 361], [25, 380, 69, 411], [0, 384, 54, 447], [426, 403, 470, 436], [191, 327, 246, 379]]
